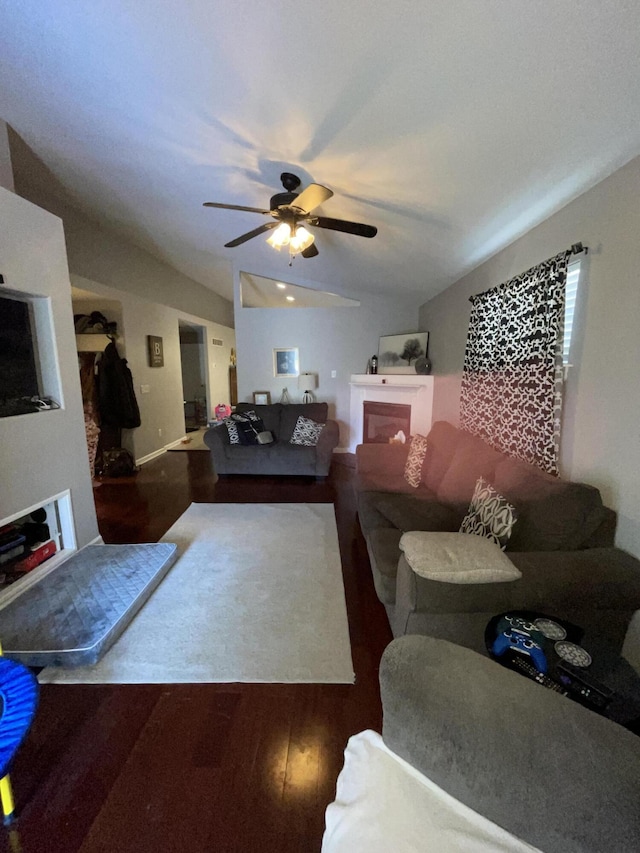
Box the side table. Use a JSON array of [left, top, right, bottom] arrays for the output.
[[485, 610, 640, 728]]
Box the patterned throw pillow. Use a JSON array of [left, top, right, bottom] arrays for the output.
[[403, 434, 428, 488], [290, 415, 325, 446], [460, 477, 518, 550]]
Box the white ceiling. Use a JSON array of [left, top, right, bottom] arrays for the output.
[[2, 2, 640, 305]]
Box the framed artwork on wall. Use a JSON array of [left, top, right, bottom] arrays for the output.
[[147, 335, 164, 367], [378, 332, 429, 374], [273, 347, 299, 378]]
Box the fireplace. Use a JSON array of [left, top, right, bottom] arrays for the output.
[[348, 374, 434, 453], [363, 401, 411, 444]]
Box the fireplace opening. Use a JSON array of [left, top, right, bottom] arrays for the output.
[[363, 401, 411, 443]]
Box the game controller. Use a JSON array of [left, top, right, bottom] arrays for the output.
[[492, 630, 548, 674], [496, 616, 545, 646]]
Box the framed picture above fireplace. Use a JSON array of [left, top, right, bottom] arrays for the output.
[[378, 332, 429, 374]]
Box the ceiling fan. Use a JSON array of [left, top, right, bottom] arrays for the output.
[[203, 172, 377, 260]]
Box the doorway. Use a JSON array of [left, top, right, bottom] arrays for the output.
[[178, 322, 208, 432]]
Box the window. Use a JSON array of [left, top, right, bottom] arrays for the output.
[[562, 259, 581, 365]]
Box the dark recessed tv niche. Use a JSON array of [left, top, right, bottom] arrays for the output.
[[0, 275, 62, 418]]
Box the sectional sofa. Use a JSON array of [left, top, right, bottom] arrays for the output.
[[355, 421, 640, 653]]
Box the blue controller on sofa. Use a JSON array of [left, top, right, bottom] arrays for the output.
[[492, 629, 548, 674]]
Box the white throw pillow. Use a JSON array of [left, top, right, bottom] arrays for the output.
[[399, 531, 522, 584]]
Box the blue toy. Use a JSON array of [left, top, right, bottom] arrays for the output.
[[492, 629, 548, 674], [0, 652, 39, 824]]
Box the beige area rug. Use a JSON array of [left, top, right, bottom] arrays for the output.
[[39, 503, 354, 684], [167, 427, 209, 451]]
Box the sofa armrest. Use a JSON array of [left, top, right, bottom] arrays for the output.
[[204, 424, 229, 452], [394, 546, 640, 652], [380, 634, 640, 853], [314, 419, 339, 475]]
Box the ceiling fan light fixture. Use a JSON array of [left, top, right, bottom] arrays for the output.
[[289, 225, 314, 254], [266, 222, 292, 249]]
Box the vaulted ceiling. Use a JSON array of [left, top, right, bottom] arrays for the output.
[[2, 2, 640, 305]]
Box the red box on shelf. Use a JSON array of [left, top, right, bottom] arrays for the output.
[[13, 540, 57, 573]]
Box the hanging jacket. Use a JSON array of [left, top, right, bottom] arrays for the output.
[[97, 341, 141, 429]]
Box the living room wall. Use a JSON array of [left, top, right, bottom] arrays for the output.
[[419, 154, 640, 558], [0, 186, 100, 547], [233, 270, 419, 450]]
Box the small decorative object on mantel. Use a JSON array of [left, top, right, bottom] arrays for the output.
[[369, 354, 378, 374], [253, 391, 271, 405], [378, 332, 429, 374], [279, 387, 292, 404], [414, 336, 431, 374], [147, 335, 164, 367]]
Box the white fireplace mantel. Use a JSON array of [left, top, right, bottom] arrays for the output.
[[348, 374, 434, 452]]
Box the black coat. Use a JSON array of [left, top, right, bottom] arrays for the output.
[[97, 342, 141, 429]]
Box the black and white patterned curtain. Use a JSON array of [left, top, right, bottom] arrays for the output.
[[459, 250, 570, 474]]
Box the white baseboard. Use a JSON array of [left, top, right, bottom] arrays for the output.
[[333, 447, 351, 454], [136, 446, 168, 466]]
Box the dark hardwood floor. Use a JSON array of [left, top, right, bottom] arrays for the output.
[[4, 452, 392, 853]]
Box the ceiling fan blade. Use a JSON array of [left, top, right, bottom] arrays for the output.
[[290, 183, 333, 215], [204, 202, 271, 214], [224, 222, 279, 248], [301, 242, 319, 259], [312, 216, 377, 238]]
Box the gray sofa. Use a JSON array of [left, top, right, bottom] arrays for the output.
[[356, 421, 640, 653], [376, 634, 640, 852], [204, 401, 339, 476]]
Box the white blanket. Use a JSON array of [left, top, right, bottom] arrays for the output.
[[322, 730, 542, 853]]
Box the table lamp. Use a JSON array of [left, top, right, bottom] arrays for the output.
[[298, 373, 318, 403]]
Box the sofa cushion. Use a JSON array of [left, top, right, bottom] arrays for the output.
[[400, 532, 522, 584], [290, 415, 324, 446], [357, 492, 399, 531], [436, 432, 505, 508], [493, 458, 606, 551], [280, 403, 328, 441], [404, 434, 428, 488], [421, 421, 463, 493], [459, 477, 518, 550], [374, 493, 462, 533], [367, 528, 405, 579]]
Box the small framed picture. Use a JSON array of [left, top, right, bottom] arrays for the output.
[[253, 391, 271, 405], [273, 347, 299, 378], [148, 335, 164, 367]]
